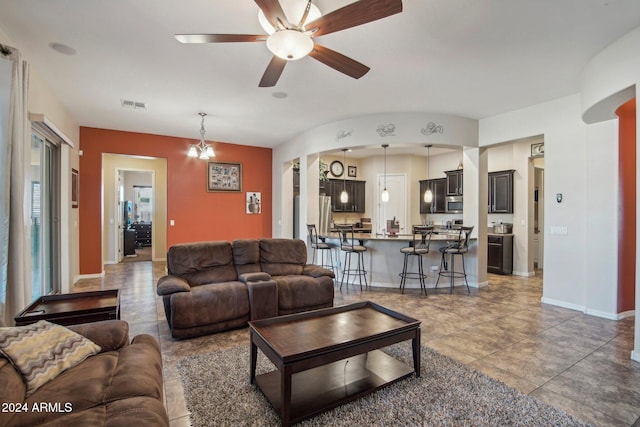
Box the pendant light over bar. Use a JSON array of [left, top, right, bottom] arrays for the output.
[[424, 145, 433, 203], [340, 148, 349, 203], [381, 144, 389, 203]]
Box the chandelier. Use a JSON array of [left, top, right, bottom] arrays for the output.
[[187, 113, 215, 160], [381, 144, 389, 203], [424, 145, 433, 202]]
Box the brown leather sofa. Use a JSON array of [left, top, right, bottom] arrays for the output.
[[157, 238, 335, 339], [0, 320, 168, 427]]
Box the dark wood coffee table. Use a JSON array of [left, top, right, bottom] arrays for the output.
[[248, 301, 421, 426]]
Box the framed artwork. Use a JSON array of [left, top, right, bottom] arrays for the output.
[[246, 192, 261, 214], [531, 142, 544, 158], [71, 168, 79, 208], [348, 165, 357, 177], [207, 162, 241, 192]]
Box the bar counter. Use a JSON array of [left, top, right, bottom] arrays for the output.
[[319, 230, 478, 291]]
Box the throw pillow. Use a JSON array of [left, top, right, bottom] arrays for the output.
[[0, 320, 101, 396]]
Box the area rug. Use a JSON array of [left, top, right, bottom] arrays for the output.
[[176, 343, 589, 426]]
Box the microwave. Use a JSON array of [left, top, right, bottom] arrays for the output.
[[446, 196, 463, 213]]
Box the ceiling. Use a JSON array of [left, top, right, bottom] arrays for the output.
[[1, 0, 640, 150]]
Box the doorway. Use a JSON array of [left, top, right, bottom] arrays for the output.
[[118, 171, 154, 263], [376, 174, 407, 234]]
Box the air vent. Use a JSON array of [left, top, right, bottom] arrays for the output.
[[120, 99, 147, 110]]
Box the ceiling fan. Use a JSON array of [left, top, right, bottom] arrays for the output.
[[175, 0, 403, 87]]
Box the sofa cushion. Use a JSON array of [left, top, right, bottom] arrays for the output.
[[259, 238, 306, 276], [232, 239, 261, 276], [169, 282, 249, 328], [0, 320, 101, 396], [274, 275, 334, 312], [167, 241, 237, 285]]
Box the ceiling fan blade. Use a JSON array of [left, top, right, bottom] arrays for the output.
[[308, 44, 370, 79], [259, 56, 287, 87], [305, 0, 402, 37], [255, 0, 290, 30], [175, 34, 266, 43]]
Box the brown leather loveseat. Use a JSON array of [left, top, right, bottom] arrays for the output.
[[0, 320, 168, 427], [157, 238, 335, 339]]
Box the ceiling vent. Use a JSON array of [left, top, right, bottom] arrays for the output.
[[120, 99, 147, 110]]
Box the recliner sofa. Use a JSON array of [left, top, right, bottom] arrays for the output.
[[157, 238, 335, 339]]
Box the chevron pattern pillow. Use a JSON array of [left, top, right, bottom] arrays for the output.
[[0, 320, 101, 396]]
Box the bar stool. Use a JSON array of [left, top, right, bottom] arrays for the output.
[[436, 226, 473, 294], [306, 224, 336, 276], [336, 224, 368, 291], [399, 225, 434, 295]]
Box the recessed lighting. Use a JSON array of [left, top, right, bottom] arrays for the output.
[[272, 91, 288, 99], [48, 42, 77, 55]]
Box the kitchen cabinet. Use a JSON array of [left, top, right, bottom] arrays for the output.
[[445, 169, 463, 196], [487, 234, 513, 274], [328, 179, 365, 212], [488, 170, 514, 213], [419, 178, 446, 214]]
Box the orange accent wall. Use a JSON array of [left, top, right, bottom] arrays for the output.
[[79, 127, 272, 275], [616, 98, 636, 313]]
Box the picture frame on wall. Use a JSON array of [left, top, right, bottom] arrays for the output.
[[246, 192, 261, 214], [207, 162, 242, 192], [531, 142, 544, 158], [71, 168, 79, 208], [348, 165, 357, 177]]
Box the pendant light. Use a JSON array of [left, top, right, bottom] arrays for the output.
[[340, 149, 349, 203], [381, 144, 389, 203], [424, 145, 433, 203]]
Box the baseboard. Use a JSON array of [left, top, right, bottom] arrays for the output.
[[76, 272, 105, 280], [540, 297, 585, 313], [584, 308, 623, 321], [632, 350, 640, 363], [512, 270, 535, 277], [152, 257, 166, 262], [615, 309, 635, 320]]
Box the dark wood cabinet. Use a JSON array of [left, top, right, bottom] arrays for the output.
[[328, 179, 365, 212], [131, 223, 152, 247], [419, 178, 446, 214], [445, 169, 463, 196], [487, 234, 513, 274], [488, 170, 514, 213]]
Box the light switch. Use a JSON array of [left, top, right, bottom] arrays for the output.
[[170, 220, 175, 226]]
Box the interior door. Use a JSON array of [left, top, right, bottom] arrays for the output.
[[376, 174, 407, 234]]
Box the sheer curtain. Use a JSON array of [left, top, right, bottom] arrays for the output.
[[0, 44, 30, 326]]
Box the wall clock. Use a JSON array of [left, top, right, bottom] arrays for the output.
[[330, 160, 344, 177]]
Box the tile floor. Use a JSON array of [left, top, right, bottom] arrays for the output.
[[73, 261, 640, 426]]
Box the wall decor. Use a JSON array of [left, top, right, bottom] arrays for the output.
[[207, 162, 242, 192], [531, 142, 544, 157], [330, 160, 344, 177], [376, 124, 395, 137], [335, 129, 353, 141], [421, 122, 444, 135], [246, 192, 261, 214], [348, 165, 357, 177], [71, 168, 79, 208]]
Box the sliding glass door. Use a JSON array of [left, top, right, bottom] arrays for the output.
[[30, 132, 60, 298]]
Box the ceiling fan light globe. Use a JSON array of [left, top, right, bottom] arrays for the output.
[[198, 150, 210, 160], [187, 145, 198, 158], [267, 29, 313, 60], [205, 145, 215, 157], [257, 0, 322, 34]]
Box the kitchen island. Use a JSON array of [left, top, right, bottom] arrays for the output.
[[320, 229, 479, 292]]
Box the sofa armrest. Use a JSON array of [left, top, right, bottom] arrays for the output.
[[247, 280, 278, 321], [157, 275, 191, 295], [303, 264, 335, 279], [67, 319, 129, 352], [239, 272, 272, 283]]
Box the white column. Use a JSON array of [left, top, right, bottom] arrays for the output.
[[463, 147, 488, 287]]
